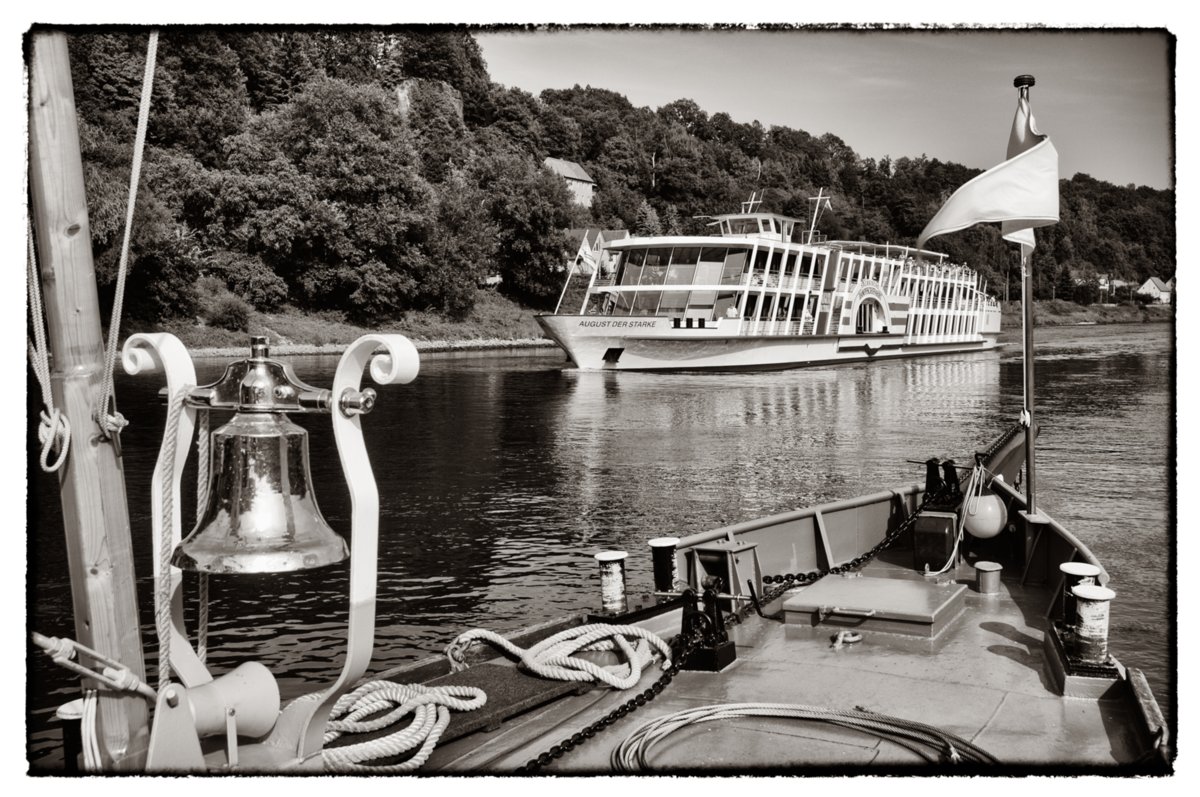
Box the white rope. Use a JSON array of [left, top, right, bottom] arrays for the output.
[[320, 681, 487, 773], [155, 385, 192, 690], [446, 624, 673, 690], [195, 409, 210, 663], [27, 229, 70, 472], [96, 30, 158, 438], [80, 689, 103, 772], [927, 465, 989, 577]]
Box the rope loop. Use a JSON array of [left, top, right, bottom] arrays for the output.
[[446, 624, 673, 691], [37, 409, 72, 472]]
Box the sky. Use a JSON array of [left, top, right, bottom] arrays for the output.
[[476, 28, 1175, 191]]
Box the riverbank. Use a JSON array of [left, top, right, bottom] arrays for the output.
[[999, 299, 1172, 328], [142, 291, 1172, 358]]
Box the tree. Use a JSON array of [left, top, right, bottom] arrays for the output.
[[634, 200, 662, 236], [214, 77, 434, 320], [150, 31, 251, 167], [472, 153, 575, 307]]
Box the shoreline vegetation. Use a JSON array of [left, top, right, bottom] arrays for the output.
[[149, 289, 1172, 360]]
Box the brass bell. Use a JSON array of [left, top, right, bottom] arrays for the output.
[[173, 337, 348, 574]]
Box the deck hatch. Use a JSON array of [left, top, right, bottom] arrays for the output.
[[782, 576, 966, 638]]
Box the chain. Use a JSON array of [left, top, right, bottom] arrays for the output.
[[516, 624, 707, 773], [755, 486, 952, 607], [516, 487, 951, 773]]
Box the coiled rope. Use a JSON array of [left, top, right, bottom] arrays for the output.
[[612, 702, 998, 772], [446, 624, 674, 690], [318, 681, 487, 773]]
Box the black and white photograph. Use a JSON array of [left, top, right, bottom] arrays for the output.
[[16, 6, 1182, 780]]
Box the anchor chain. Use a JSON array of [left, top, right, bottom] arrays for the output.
[[517, 618, 708, 773], [518, 486, 952, 773], [757, 486, 953, 606]]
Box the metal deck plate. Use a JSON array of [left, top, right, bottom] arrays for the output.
[[783, 575, 967, 638]]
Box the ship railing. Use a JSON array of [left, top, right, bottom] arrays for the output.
[[739, 320, 806, 337]]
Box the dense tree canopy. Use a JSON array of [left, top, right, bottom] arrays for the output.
[[66, 28, 1175, 326]]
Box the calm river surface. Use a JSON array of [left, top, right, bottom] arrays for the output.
[[26, 323, 1174, 769]]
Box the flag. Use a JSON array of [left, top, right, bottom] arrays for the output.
[[917, 90, 1059, 259]]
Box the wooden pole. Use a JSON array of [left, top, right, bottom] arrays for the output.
[[28, 31, 149, 770]]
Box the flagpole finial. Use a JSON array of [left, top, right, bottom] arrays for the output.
[[1014, 75, 1036, 88]]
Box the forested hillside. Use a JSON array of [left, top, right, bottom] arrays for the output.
[[63, 28, 1175, 330]]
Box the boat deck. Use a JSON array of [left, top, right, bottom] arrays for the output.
[[418, 547, 1151, 773]]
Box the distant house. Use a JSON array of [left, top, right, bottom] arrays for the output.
[[565, 227, 628, 275], [1137, 277, 1173, 304], [544, 157, 597, 207]]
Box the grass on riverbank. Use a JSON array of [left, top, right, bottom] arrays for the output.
[[152, 289, 548, 354], [999, 299, 1172, 328], [142, 289, 1171, 355]]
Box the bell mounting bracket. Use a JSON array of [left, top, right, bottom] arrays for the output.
[[123, 332, 420, 768]]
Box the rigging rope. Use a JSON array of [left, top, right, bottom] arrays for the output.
[[96, 30, 158, 438], [446, 624, 673, 690], [319, 681, 487, 773], [611, 702, 999, 772], [27, 228, 70, 472]]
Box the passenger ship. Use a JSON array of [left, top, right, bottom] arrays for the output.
[[538, 193, 1002, 371]]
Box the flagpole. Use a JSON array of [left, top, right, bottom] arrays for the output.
[[1015, 74, 1040, 518]]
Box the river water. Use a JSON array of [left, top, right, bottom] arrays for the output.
[[26, 323, 1174, 770]]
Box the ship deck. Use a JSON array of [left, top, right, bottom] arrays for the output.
[[414, 546, 1155, 774]]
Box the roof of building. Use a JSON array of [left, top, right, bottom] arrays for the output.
[[1142, 276, 1172, 291], [545, 157, 595, 184], [567, 227, 629, 249]]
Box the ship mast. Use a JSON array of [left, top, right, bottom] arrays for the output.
[[1015, 74, 1042, 519], [806, 188, 830, 244], [28, 31, 149, 768]]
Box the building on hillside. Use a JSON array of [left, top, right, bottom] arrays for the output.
[[544, 157, 597, 207], [1137, 277, 1173, 304], [564, 227, 628, 277]]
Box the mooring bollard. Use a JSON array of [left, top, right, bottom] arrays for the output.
[[1059, 561, 1102, 628], [648, 537, 680, 593], [1071, 584, 1116, 663], [595, 550, 629, 614], [974, 560, 1002, 594]]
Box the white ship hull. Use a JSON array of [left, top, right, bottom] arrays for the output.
[[538, 314, 999, 371]]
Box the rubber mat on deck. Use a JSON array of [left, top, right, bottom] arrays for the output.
[[428, 662, 590, 745]]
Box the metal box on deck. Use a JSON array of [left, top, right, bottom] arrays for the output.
[[912, 510, 958, 572]]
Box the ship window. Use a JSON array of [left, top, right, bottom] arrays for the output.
[[729, 219, 758, 235], [723, 251, 747, 283], [660, 291, 690, 312], [644, 249, 669, 267], [627, 249, 646, 266], [694, 261, 723, 285], [713, 292, 738, 319], [641, 263, 667, 286], [700, 247, 727, 263], [633, 290, 661, 313], [665, 264, 696, 285], [671, 247, 701, 265], [620, 263, 642, 286]]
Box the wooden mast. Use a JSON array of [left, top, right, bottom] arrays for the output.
[[28, 31, 149, 769]]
